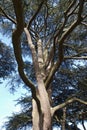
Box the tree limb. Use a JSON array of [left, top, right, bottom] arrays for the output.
[[24, 28, 40, 77], [51, 97, 87, 116], [0, 6, 16, 24], [45, 20, 78, 89], [78, 0, 84, 21], [81, 22, 87, 27], [64, 56, 87, 60], [27, 0, 45, 29], [64, 0, 76, 15], [12, 0, 37, 100], [45, 60, 62, 89], [45, 1, 85, 89]]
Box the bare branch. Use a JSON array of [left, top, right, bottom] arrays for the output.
[[55, 0, 84, 44], [45, 60, 62, 89], [0, 6, 16, 24], [24, 28, 40, 76], [45, 0, 85, 89], [27, 0, 45, 29], [51, 97, 87, 116], [45, 20, 78, 88], [54, 14, 67, 41], [67, 3, 79, 17], [78, 0, 84, 21], [64, 46, 87, 60], [12, 1, 42, 115], [59, 21, 78, 43], [12, 0, 37, 99], [54, 0, 76, 41], [63, 43, 75, 50], [64, 56, 87, 60], [64, 0, 76, 15], [81, 22, 87, 27]]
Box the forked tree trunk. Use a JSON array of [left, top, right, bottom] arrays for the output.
[[24, 27, 52, 130]]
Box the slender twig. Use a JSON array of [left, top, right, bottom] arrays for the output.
[[81, 22, 87, 27], [64, 56, 87, 60], [0, 6, 16, 24]]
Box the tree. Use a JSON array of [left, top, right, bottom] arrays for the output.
[[0, 0, 87, 130], [0, 41, 15, 79]]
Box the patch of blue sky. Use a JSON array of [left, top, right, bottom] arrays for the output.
[[78, 122, 87, 130], [0, 33, 11, 46], [0, 79, 27, 130]]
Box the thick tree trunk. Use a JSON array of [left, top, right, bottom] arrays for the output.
[[32, 99, 40, 130], [32, 99, 52, 130], [32, 77, 52, 130], [24, 27, 52, 130]]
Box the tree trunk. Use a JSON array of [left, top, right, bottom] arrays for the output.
[[32, 99, 40, 130], [32, 76, 52, 130], [24, 27, 52, 130]]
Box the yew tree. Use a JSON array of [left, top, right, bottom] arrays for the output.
[[0, 0, 87, 130]]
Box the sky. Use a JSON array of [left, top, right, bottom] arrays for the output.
[[0, 80, 27, 130], [0, 33, 87, 130]]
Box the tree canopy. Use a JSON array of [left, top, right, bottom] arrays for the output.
[[0, 0, 87, 130], [0, 41, 15, 79]]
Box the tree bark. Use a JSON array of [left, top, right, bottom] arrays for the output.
[[32, 99, 40, 130], [24, 27, 52, 130], [32, 82, 52, 130], [36, 76, 52, 130]]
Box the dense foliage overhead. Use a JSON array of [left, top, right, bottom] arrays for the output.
[[0, 0, 87, 130]]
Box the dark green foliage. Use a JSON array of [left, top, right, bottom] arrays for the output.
[[0, 41, 15, 78], [5, 95, 32, 130], [5, 112, 32, 130]]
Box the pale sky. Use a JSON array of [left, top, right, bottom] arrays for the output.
[[0, 79, 27, 130]]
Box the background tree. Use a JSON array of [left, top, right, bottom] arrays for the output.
[[0, 0, 87, 130], [0, 41, 15, 80]]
